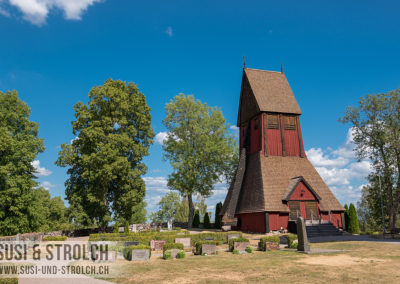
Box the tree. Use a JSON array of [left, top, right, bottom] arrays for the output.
[[344, 204, 350, 231], [348, 203, 360, 234], [174, 198, 189, 222], [162, 94, 238, 228], [204, 212, 211, 229], [113, 222, 119, 233], [56, 79, 154, 229], [130, 200, 147, 224], [192, 210, 200, 228], [194, 195, 207, 222], [150, 191, 181, 223], [340, 89, 400, 230], [215, 202, 223, 229], [0, 90, 45, 235]]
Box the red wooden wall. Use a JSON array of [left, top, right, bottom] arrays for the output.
[[321, 212, 343, 228], [268, 213, 289, 231], [288, 181, 317, 201], [235, 212, 265, 233]]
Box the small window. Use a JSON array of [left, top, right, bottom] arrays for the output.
[[267, 115, 279, 129], [254, 118, 259, 130], [284, 116, 296, 130]]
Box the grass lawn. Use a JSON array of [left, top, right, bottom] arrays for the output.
[[95, 241, 400, 283]]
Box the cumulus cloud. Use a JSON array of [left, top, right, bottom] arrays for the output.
[[143, 176, 169, 193], [1, 0, 102, 25], [230, 125, 239, 136], [31, 160, 52, 176], [40, 181, 56, 190], [155, 132, 168, 145], [165, 26, 173, 37]]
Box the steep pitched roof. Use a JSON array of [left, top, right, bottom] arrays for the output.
[[236, 153, 344, 213], [282, 176, 321, 201], [238, 68, 302, 125]]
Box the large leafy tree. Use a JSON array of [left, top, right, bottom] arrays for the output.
[[340, 89, 400, 230], [150, 191, 181, 223], [56, 79, 154, 229], [0, 90, 45, 235], [162, 94, 238, 228]]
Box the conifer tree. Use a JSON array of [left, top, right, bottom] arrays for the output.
[[204, 212, 211, 229], [348, 203, 360, 234], [192, 210, 200, 228], [215, 202, 223, 229]]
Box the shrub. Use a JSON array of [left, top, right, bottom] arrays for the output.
[[177, 250, 185, 259], [163, 250, 172, 260], [258, 236, 280, 251], [163, 243, 184, 252], [291, 242, 298, 249], [245, 246, 253, 253], [194, 241, 217, 255], [193, 210, 200, 228], [348, 203, 360, 234], [124, 221, 130, 234], [286, 234, 297, 248], [113, 222, 119, 233], [204, 212, 211, 229], [190, 232, 241, 246], [232, 249, 239, 254], [42, 236, 67, 241], [228, 237, 249, 252], [214, 202, 222, 229], [122, 245, 151, 260]]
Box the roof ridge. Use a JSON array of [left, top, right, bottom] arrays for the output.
[[245, 68, 282, 73]]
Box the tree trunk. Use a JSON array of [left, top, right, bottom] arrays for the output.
[[187, 194, 194, 229]]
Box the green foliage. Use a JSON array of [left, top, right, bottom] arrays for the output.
[[245, 246, 253, 253], [344, 204, 350, 231], [194, 241, 217, 255], [162, 243, 184, 252], [348, 203, 360, 234], [129, 200, 147, 224], [174, 197, 189, 223], [204, 212, 211, 229], [286, 234, 298, 248], [214, 202, 223, 229], [259, 236, 280, 251], [163, 250, 172, 260], [0, 91, 45, 235], [232, 249, 239, 255], [56, 79, 154, 228], [177, 250, 185, 258], [340, 89, 400, 230], [113, 222, 119, 233], [122, 245, 151, 260], [228, 237, 249, 252], [162, 94, 239, 227], [194, 196, 208, 222], [192, 210, 200, 228], [42, 236, 67, 241], [124, 221, 130, 234], [291, 242, 298, 249], [150, 191, 181, 223]]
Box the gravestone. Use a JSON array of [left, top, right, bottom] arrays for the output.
[[131, 224, 137, 233], [175, 237, 191, 248], [222, 225, 231, 232], [265, 242, 279, 251], [150, 240, 166, 251], [202, 244, 216, 255], [131, 249, 150, 261], [167, 219, 173, 231], [234, 242, 250, 252], [118, 227, 124, 233], [296, 217, 310, 252], [124, 241, 139, 247], [227, 234, 240, 242]]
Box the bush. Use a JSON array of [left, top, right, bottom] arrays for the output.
[[177, 250, 186, 259], [245, 246, 253, 253], [286, 234, 298, 248], [228, 237, 249, 252], [190, 232, 241, 246], [113, 222, 119, 233], [204, 212, 211, 229], [193, 210, 200, 228], [42, 236, 67, 241], [122, 245, 151, 260], [291, 242, 298, 249], [124, 221, 130, 234], [258, 236, 280, 251], [163, 250, 172, 260], [232, 249, 239, 254], [194, 241, 217, 255], [163, 243, 184, 252], [348, 203, 360, 234], [215, 202, 222, 229]]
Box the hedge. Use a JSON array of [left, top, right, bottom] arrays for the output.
[[42, 236, 67, 241], [228, 237, 249, 252], [286, 234, 297, 248], [190, 232, 241, 246], [162, 243, 184, 252], [194, 241, 217, 255], [122, 245, 151, 260], [258, 236, 280, 251]]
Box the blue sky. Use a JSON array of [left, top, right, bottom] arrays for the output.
[[1, 0, 400, 218]]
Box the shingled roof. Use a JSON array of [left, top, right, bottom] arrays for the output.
[[235, 153, 344, 214], [238, 68, 301, 125]]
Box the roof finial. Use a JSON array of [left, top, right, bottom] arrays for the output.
[[281, 62, 284, 74], [243, 56, 246, 69]]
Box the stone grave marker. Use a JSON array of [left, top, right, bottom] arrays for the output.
[[221, 225, 231, 231], [167, 219, 173, 231], [234, 241, 250, 253], [175, 237, 191, 248], [202, 244, 216, 255], [227, 234, 240, 242], [131, 249, 150, 261], [297, 217, 310, 253], [124, 241, 139, 247], [265, 242, 279, 251], [150, 240, 166, 251]]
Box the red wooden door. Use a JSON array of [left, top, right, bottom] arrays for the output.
[[300, 202, 307, 219]]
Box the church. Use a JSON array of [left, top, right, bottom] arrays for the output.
[[220, 65, 345, 233]]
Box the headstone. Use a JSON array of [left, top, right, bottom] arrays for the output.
[[227, 234, 240, 241], [175, 237, 191, 248], [118, 227, 124, 233], [265, 242, 279, 251], [150, 240, 166, 251], [167, 219, 173, 231], [222, 225, 231, 232], [202, 244, 216, 255], [124, 241, 139, 247], [296, 217, 310, 252], [131, 224, 137, 233], [131, 249, 150, 261], [234, 242, 250, 252]]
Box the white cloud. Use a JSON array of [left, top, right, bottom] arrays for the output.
[[3, 0, 102, 25], [307, 147, 348, 168], [40, 181, 56, 190], [230, 125, 239, 136], [143, 176, 169, 193], [165, 26, 173, 37], [32, 160, 52, 176], [0, 6, 10, 17], [155, 132, 168, 145]]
